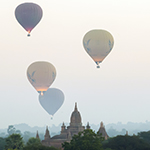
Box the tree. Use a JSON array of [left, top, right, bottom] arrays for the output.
[[5, 134, 24, 150], [62, 129, 104, 150], [26, 137, 41, 147], [7, 126, 16, 135], [15, 130, 21, 135], [22, 131, 37, 144], [0, 137, 6, 150], [0, 132, 7, 138], [7, 149, 18, 150], [23, 144, 58, 150], [22, 131, 31, 144], [23, 137, 59, 150], [103, 135, 150, 150], [138, 131, 150, 144]]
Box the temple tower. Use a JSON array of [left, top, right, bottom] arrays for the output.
[[98, 122, 109, 140], [67, 102, 85, 136], [86, 122, 90, 129], [36, 131, 40, 139], [44, 126, 51, 141]]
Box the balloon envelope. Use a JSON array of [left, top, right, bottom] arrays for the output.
[[39, 88, 64, 116], [15, 2, 43, 36], [83, 29, 114, 68], [27, 61, 56, 95]]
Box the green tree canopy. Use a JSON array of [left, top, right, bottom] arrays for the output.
[[22, 131, 31, 144], [23, 137, 58, 150], [0, 137, 6, 150], [5, 133, 24, 150], [23, 144, 58, 150], [26, 137, 41, 147], [138, 131, 150, 144], [103, 135, 150, 150], [62, 129, 104, 150]]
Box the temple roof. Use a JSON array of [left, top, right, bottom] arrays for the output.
[[98, 122, 109, 139], [51, 134, 67, 140], [70, 103, 81, 124]]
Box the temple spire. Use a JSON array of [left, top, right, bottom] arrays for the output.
[[98, 122, 109, 140], [86, 122, 90, 129], [44, 126, 50, 140], [36, 131, 40, 139], [61, 122, 66, 133], [74, 102, 77, 111], [70, 102, 82, 124]]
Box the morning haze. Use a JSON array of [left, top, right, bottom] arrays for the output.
[[0, 0, 150, 135]]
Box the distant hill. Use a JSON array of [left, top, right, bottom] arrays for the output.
[[0, 123, 62, 134], [1, 121, 150, 137]]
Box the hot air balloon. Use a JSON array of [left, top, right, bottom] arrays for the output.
[[39, 88, 64, 117], [27, 61, 56, 95], [15, 3, 43, 36], [83, 29, 114, 68]]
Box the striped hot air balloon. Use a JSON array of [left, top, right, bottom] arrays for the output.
[[15, 3, 43, 36]]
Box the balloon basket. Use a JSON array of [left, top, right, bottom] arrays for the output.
[[97, 65, 100, 68], [27, 33, 30, 37]]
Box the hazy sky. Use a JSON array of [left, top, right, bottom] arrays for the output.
[[1, 0, 150, 129]]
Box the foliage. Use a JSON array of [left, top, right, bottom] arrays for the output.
[[138, 130, 150, 144], [0, 132, 7, 138], [22, 131, 44, 143], [26, 137, 41, 146], [5, 133, 24, 150], [15, 130, 21, 135], [23, 144, 59, 150], [7, 126, 16, 135], [103, 135, 150, 150], [22, 131, 31, 144], [62, 129, 104, 150], [0, 137, 6, 150], [23, 137, 59, 150]]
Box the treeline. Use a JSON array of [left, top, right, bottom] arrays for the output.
[[1, 128, 150, 150], [0, 134, 59, 150], [0, 125, 59, 143], [63, 129, 150, 150], [102, 132, 150, 150]]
